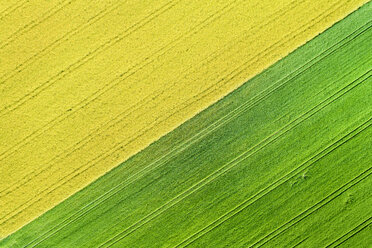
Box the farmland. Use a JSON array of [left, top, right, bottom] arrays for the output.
[[1, 0, 367, 237], [1, 2, 371, 247]]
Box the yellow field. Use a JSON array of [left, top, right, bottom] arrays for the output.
[[0, 0, 367, 237]]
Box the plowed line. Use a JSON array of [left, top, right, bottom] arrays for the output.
[[291, 237, 309, 248], [0, 0, 28, 22], [0, 0, 75, 50], [326, 217, 372, 248]]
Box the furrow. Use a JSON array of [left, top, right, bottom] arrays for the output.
[[0, 0, 28, 22], [0, 0, 75, 50], [291, 237, 309, 248], [326, 217, 372, 248]]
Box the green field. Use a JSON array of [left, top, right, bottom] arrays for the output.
[[1, 2, 371, 247]]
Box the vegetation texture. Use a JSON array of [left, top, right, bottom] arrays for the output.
[[0, 0, 367, 237], [1, 2, 371, 247]]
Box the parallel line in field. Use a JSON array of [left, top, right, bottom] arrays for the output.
[[0, 0, 181, 114], [22, 12, 353, 245], [252, 168, 372, 247], [0, 0, 359, 227], [0, 0, 28, 22], [0, 0, 302, 197], [326, 216, 372, 248], [0, 0, 75, 50], [291, 237, 309, 248], [0, 0, 127, 84], [176, 115, 372, 248], [98, 70, 371, 248]]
